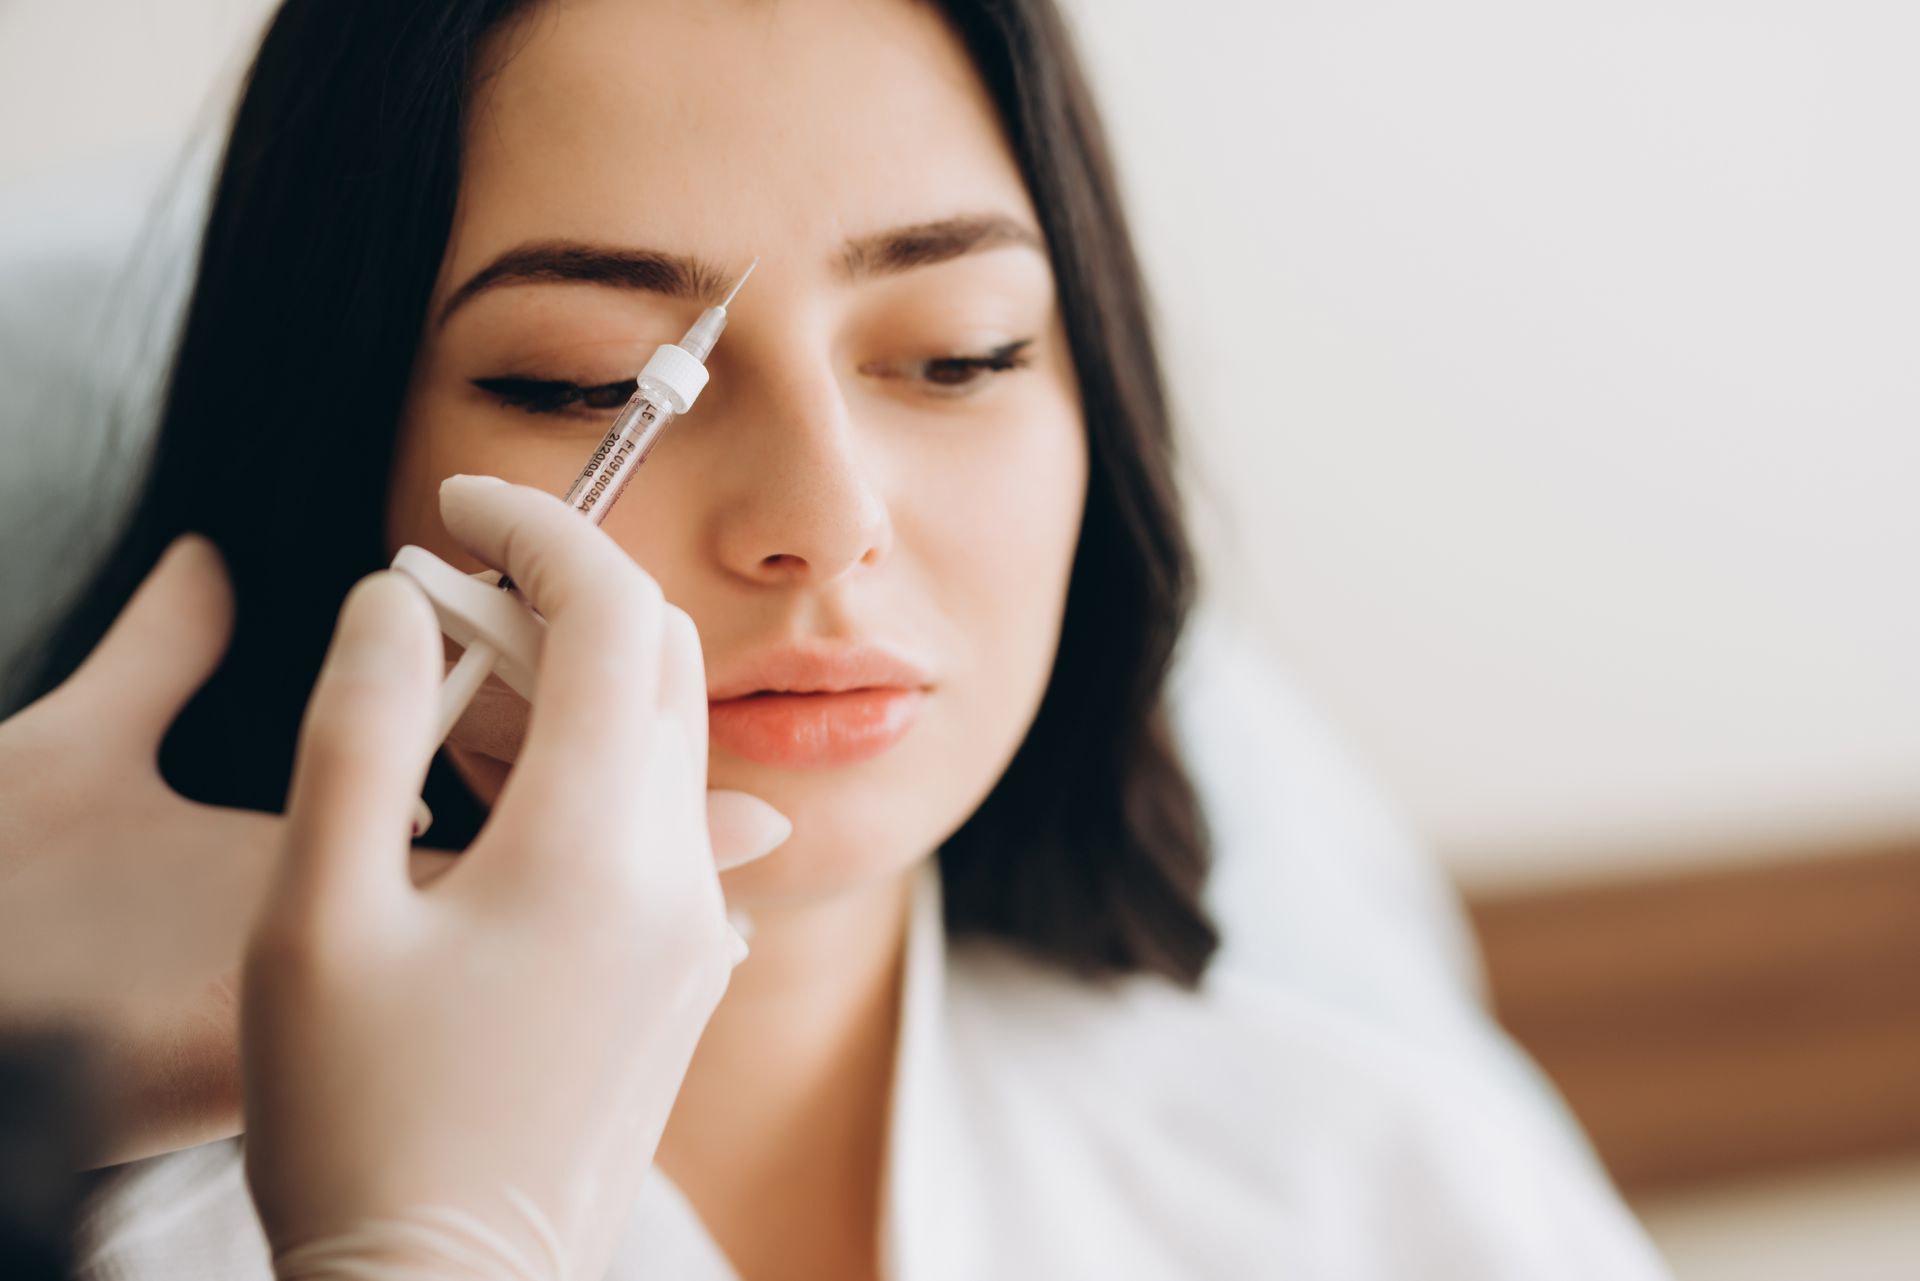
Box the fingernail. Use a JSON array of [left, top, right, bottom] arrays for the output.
[[726, 927, 751, 968], [410, 796, 433, 839], [709, 794, 794, 873], [763, 809, 793, 847], [441, 473, 508, 489], [727, 906, 756, 942], [439, 475, 511, 532], [737, 806, 791, 868]]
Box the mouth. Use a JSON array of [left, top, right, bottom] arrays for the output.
[[705, 686, 925, 768], [452, 639, 933, 771]]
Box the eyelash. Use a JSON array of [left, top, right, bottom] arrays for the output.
[[472, 339, 1036, 416], [861, 339, 1035, 397], [471, 376, 637, 416]]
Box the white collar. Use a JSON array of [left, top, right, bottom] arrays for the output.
[[876, 860, 984, 1281], [74, 857, 1675, 1281], [612, 860, 969, 1281], [71, 866, 971, 1281]]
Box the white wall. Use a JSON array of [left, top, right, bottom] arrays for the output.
[[4, 0, 1916, 890], [0, 0, 273, 180], [1063, 0, 1920, 887]]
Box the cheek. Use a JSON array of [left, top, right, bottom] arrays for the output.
[[907, 397, 1089, 710], [385, 397, 607, 562]]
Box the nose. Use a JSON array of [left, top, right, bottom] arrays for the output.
[[705, 375, 893, 589]]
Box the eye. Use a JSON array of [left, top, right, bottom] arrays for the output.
[[861, 339, 1035, 398], [472, 376, 638, 416]]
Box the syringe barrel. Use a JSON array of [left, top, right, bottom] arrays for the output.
[[559, 375, 679, 526]]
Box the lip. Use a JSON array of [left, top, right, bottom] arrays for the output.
[[707, 643, 932, 768], [706, 643, 933, 702]]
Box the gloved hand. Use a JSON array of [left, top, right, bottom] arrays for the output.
[[0, 535, 455, 1166], [241, 474, 788, 1281]]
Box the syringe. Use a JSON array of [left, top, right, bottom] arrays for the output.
[[399, 259, 758, 835], [555, 257, 757, 529]]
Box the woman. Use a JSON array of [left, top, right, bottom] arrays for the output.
[[24, 0, 1669, 1276]]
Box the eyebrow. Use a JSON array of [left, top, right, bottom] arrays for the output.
[[839, 213, 1042, 278], [436, 212, 1045, 328]]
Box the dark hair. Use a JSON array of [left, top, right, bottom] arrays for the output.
[[21, 0, 1219, 985]]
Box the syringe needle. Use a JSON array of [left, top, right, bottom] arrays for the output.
[[718, 257, 759, 310]]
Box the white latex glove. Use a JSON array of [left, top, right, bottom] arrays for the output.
[[0, 535, 455, 1166], [241, 474, 789, 1281], [0, 520, 782, 1171]]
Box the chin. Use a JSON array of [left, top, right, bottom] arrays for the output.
[[442, 741, 964, 908], [708, 760, 957, 907], [718, 828, 926, 906]]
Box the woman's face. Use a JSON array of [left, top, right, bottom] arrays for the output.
[[387, 0, 1087, 901]]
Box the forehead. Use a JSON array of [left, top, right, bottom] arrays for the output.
[[448, 0, 1034, 281]]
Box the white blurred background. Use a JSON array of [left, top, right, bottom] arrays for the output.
[[3, 1, 1917, 1275], [1070, 0, 1920, 892]]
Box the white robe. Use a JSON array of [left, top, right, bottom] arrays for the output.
[[74, 861, 1668, 1280]]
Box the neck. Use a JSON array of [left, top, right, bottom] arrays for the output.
[[447, 748, 918, 1274], [653, 865, 917, 1264]]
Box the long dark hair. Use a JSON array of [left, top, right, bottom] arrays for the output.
[[21, 0, 1218, 986]]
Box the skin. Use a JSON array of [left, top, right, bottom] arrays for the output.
[[385, 1, 1088, 1276]]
